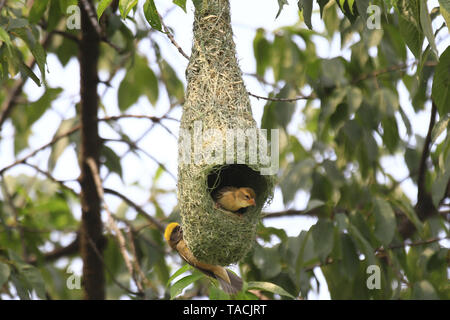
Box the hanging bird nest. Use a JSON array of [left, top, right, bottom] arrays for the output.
[[177, 0, 275, 266]]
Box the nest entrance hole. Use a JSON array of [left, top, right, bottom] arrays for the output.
[[207, 164, 267, 213]]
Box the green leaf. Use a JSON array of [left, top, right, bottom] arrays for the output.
[[311, 219, 334, 262], [170, 272, 204, 299], [440, 4, 450, 34], [276, 0, 289, 18], [13, 28, 47, 81], [336, 0, 358, 23], [298, 0, 313, 29], [118, 72, 140, 111], [15, 263, 47, 299], [97, 0, 113, 20], [167, 264, 192, 287], [317, 0, 330, 17], [419, 0, 438, 59], [397, 0, 424, 59], [439, 0, 450, 12], [136, 59, 159, 105], [340, 233, 359, 280], [346, 86, 363, 114], [55, 36, 78, 66], [119, 0, 138, 19], [47, 0, 62, 32], [10, 274, 31, 300], [432, 154, 450, 207], [252, 244, 282, 279], [159, 60, 184, 102], [6, 18, 29, 31], [29, 0, 50, 23], [247, 281, 295, 299], [411, 280, 439, 299], [0, 262, 11, 288], [191, 0, 203, 11], [173, 0, 187, 12], [354, 0, 370, 22], [431, 113, 450, 145], [392, 197, 424, 234], [431, 47, 450, 117], [18, 60, 41, 86], [48, 118, 78, 172], [280, 159, 315, 204], [0, 27, 13, 47], [253, 28, 271, 77], [381, 116, 400, 152], [347, 220, 376, 266], [373, 198, 396, 246], [101, 145, 123, 179], [29, 88, 63, 125], [144, 0, 162, 31], [118, 55, 159, 110], [373, 88, 399, 116], [209, 285, 231, 300]]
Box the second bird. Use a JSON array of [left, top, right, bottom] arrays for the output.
[[213, 187, 256, 212]]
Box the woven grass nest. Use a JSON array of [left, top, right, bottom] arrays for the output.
[[177, 0, 275, 266]]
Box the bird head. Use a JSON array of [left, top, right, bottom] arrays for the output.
[[236, 187, 256, 208], [164, 222, 183, 249]]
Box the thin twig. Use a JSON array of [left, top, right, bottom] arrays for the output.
[[0, 112, 178, 175], [159, 13, 190, 60], [126, 227, 156, 291], [85, 157, 145, 295], [22, 162, 78, 196], [103, 138, 177, 181], [85, 232, 143, 297], [248, 91, 315, 102], [379, 236, 449, 252], [100, 114, 179, 123], [50, 30, 80, 44], [0, 124, 81, 175], [100, 114, 179, 139], [262, 208, 323, 219], [104, 187, 166, 233]]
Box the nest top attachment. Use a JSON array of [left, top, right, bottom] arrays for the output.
[[178, 0, 275, 266]]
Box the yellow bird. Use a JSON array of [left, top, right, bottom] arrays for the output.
[[164, 222, 243, 295], [213, 187, 256, 212]]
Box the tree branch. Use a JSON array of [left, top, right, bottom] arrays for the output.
[[262, 208, 323, 219], [103, 187, 166, 233], [0, 113, 175, 175], [79, 0, 123, 53], [0, 124, 80, 175], [27, 233, 80, 265], [78, 1, 105, 299], [22, 162, 78, 196]]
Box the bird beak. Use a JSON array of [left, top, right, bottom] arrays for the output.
[[249, 199, 256, 206]]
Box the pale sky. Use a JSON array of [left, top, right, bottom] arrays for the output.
[[0, 0, 448, 300]]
